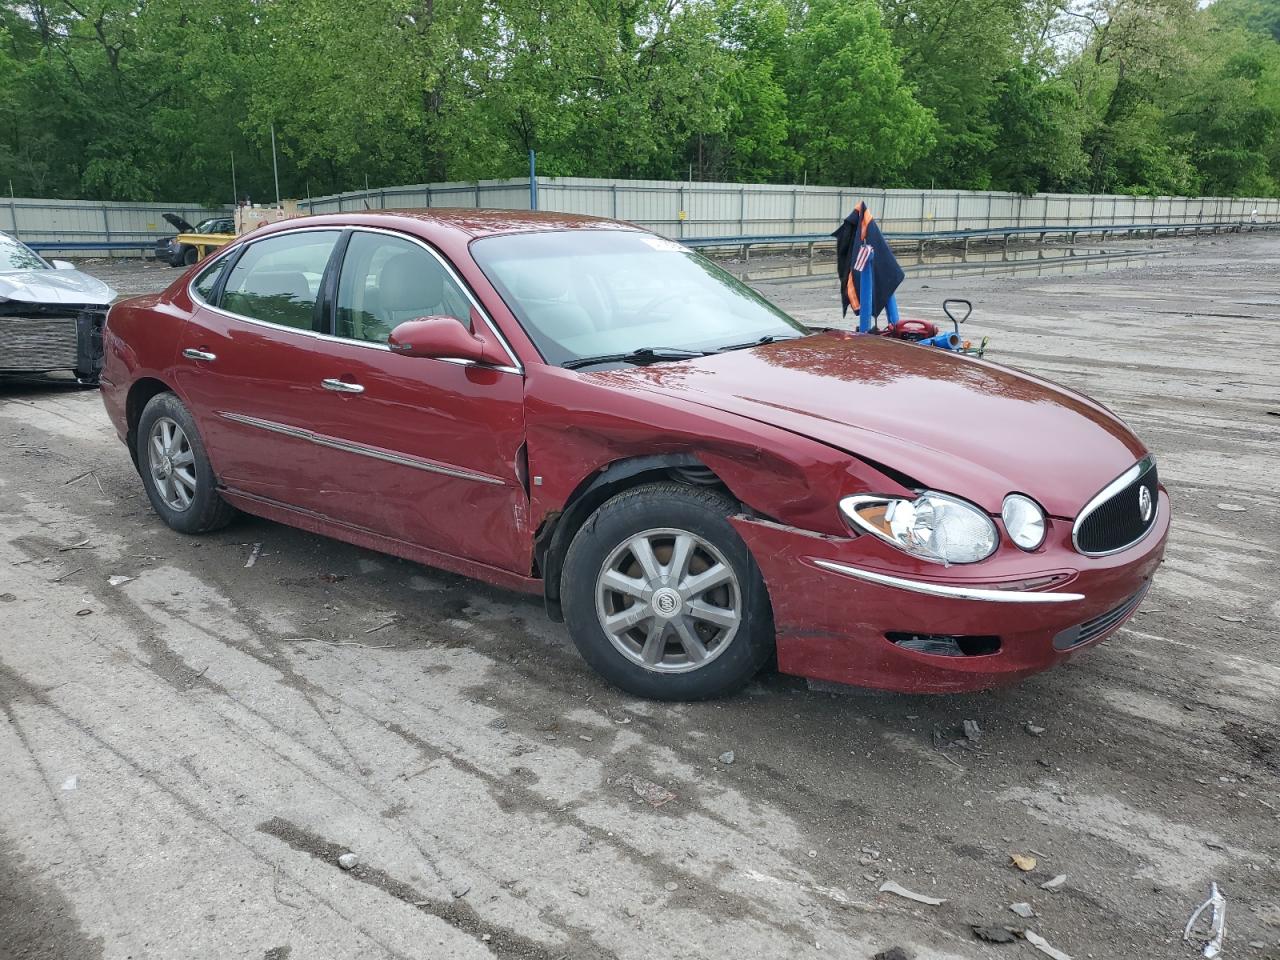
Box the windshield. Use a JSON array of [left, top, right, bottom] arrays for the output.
[[195, 218, 228, 233], [0, 234, 49, 272], [472, 230, 807, 366]]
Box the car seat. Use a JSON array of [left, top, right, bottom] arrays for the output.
[[377, 252, 447, 330], [508, 268, 594, 342]]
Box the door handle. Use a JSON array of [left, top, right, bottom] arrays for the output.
[[182, 348, 217, 362], [321, 378, 365, 394]]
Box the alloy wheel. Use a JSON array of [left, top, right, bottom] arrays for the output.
[[147, 416, 197, 511], [594, 527, 742, 674]]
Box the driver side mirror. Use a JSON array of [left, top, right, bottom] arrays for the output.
[[388, 315, 508, 367]]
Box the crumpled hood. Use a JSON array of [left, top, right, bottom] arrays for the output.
[[0, 269, 116, 306], [588, 333, 1146, 518]]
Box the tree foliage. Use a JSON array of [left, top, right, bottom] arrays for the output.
[[0, 0, 1276, 202]]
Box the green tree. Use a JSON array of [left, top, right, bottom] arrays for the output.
[[783, 0, 936, 185]]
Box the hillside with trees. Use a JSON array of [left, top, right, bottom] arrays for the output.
[[1, 0, 1277, 203]]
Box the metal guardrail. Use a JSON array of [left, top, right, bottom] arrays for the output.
[[23, 217, 1278, 258], [27, 239, 160, 254], [683, 219, 1279, 260]]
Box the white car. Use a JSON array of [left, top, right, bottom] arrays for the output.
[[0, 233, 117, 382]]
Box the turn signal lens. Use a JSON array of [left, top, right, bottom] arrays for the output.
[[839, 492, 998, 565], [1002, 494, 1047, 551]]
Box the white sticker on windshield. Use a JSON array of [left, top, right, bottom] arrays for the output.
[[639, 236, 689, 253]]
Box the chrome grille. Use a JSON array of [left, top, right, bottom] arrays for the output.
[[1073, 456, 1159, 556]]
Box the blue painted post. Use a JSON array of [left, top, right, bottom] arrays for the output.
[[858, 267, 874, 333], [528, 151, 538, 211]]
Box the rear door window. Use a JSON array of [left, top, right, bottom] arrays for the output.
[[220, 231, 340, 331]]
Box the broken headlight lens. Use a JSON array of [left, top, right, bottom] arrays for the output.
[[1001, 494, 1046, 551], [839, 492, 998, 565]]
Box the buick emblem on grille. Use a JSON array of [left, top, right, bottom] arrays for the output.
[[1138, 485, 1153, 522]]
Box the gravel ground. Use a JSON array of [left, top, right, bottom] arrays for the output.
[[1, 233, 1277, 960]]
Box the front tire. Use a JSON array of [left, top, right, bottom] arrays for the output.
[[561, 482, 774, 700], [181, 245, 199, 267], [136, 392, 235, 534]]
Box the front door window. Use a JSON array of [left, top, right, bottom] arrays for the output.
[[334, 233, 471, 344]]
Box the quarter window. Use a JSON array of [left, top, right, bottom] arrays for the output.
[[221, 230, 340, 330], [192, 257, 226, 302], [334, 232, 471, 344]]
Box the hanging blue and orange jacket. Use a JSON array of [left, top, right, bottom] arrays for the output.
[[833, 202, 903, 319]]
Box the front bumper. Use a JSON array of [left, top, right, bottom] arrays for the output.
[[732, 489, 1169, 693]]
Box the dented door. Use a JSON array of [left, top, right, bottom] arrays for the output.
[[294, 344, 530, 573]]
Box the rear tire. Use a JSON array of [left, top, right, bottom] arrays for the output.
[[561, 482, 774, 700], [136, 392, 235, 534]]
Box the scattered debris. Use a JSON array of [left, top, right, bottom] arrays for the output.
[[319, 573, 347, 583], [1040, 874, 1068, 891], [1025, 722, 1046, 736], [107, 575, 134, 587], [1025, 930, 1073, 960], [450, 882, 470, 899], [1183, 882, 1226, 959], [1010, 902, 1035, 918], [878, 880, 946, 906], [1217, 616, 1247, 623], [0, 593, 14, 602], [364, 616, 401, 634], [718, 750, 735, 765], [52, 567, 82, 583], [873, 948, 911, 960], [58, 538, 93, 552], [972, 926, 1017, 944], [61, 775, 78, 791], [1011, 853, 1037, 872], [963, 719, 983, 741], [284, 636, 391, 649], [337, 852, 358, 870], [1215, 504, 1247, 512], [245, 542, 263, 567], [663, 881, 679, 892], [75, 608, 92, 617], [617, 773, 676, 808]]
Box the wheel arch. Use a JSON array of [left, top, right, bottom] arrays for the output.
[[124, 376, 175, 468], [536, 453, 739, 622]]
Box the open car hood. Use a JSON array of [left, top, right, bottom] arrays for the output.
[[163, 212, 196, 233], [0, 269, 116, 307], [588, 332, 1146, 518]]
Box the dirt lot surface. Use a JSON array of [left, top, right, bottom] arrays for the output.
[[2, 234, 1278, 960]]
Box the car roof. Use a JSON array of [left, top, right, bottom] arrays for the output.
[[249, 208, 637, 243]]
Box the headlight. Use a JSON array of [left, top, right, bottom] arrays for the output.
[[1002, 494, 1046, 551], [840, 492, 998, 565]]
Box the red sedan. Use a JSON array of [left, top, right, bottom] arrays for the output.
[[99, 210, 1168, 700]]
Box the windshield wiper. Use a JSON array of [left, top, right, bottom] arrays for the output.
[[714, 334, 805, 353], [562, 347, 708, 370]]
